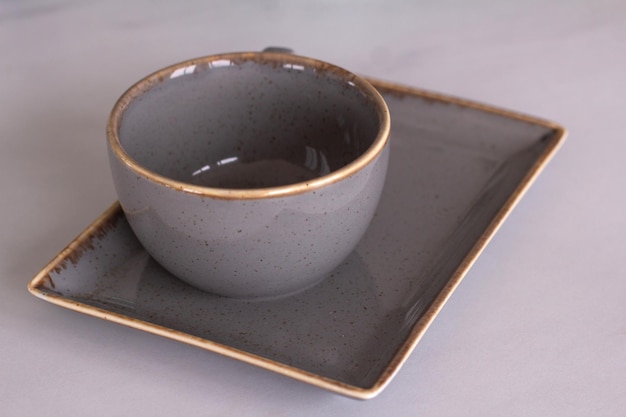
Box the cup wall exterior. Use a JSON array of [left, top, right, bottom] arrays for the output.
[[108, 143, 389, 299]]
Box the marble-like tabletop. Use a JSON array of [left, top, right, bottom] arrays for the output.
[[2, 1, 625, 415]]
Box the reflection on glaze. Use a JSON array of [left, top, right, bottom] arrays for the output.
[[169, 64, 196, 79], [208, 59, 232, 68], [282, 63, 305, 71], [189, 146, 332, 189]]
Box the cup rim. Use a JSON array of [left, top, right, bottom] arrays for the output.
[[107, 51, 391, 200]]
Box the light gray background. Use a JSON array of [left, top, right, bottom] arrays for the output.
[[2, 0, 625, 415]]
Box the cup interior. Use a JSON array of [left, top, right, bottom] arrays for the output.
[[115, 55, 384, 189]]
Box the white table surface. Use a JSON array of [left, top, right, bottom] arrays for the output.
[[2, 0, 625, 415]]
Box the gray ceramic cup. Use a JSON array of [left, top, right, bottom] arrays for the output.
[[107, 51, 391, 299]]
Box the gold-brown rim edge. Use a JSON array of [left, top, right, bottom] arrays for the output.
[[106, 52, 391, 200], [29, 78, 567, 400]]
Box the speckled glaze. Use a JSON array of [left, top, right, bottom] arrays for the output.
[[107, 52, 390, 298]]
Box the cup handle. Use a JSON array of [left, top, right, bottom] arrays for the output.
[[262, 46, 294, 54]]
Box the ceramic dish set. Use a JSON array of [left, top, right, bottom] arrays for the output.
[[29, 75, 565, 399]]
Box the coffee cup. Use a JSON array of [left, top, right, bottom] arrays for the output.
[[107, 51, 390, 299]]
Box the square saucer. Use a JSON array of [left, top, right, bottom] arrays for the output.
[[28, 79, 566, 399]]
